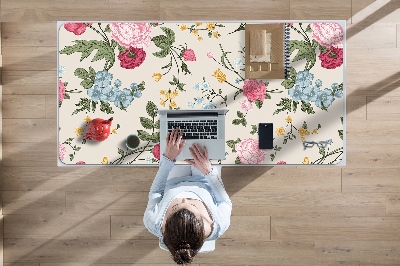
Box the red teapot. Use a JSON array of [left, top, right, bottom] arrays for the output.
[[84, 117, 113, 142]]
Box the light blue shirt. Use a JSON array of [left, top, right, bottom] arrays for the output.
[[143, 155, 232, 241]]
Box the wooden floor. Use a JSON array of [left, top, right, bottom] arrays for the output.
[[1, 0, 400, 265]]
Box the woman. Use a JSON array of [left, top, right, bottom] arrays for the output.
[[144, 127, 232, 264]]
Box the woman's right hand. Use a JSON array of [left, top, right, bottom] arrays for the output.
[[184, 143, 212, 175]]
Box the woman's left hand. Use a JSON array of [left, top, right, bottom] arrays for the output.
[[164, 127, 186, 161]]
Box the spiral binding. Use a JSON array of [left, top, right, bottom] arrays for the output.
[[284, 23, 291, 79]]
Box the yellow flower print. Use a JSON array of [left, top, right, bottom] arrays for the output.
[[198, 36, 203, 41], [172, 90, 179, 97], [212, 68, 226, 83], [192, 29, 199, 35], [302, 157, 310, 164], [75, 127, 84, 136], [170, 101, 177, 109], [206, 23, 215, 30], [159, 89, 166, 95], [112, 128, 118, 134], [152, 72, 162, 82], [196, 22, 202, 26], [180, 24, 187, 31], [213, 31, 219, 38], [305, 130, 310, 136], [276, 127, 285, 136], [285, 116, 292, 123], [160, 98, 166, 107], [84, 116, 91, 122], [101, 156, 108, 164], [166, 92, 173, 100], [313, 128, 318, 134], [298, 127, 307, 136], [301, 136, 306, 142]]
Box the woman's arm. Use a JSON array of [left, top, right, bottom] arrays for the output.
[[143, 128, 186, 236], [143, 154, 175, 236]]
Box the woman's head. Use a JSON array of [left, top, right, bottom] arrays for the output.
[[163, 208, 206, 264]]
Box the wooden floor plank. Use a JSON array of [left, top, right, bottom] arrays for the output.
[[367, 96, 400, 120], [223, 166, 341, 193], [290, 0, 351, 20], [343, 168, 400, 193], [346, 143, 400, 168], [346, 48, 400, 97], [386, 194, 400, 216], [351, 0, 376, 24], [1, 22, 56, 46], [2, 50, 57, 71], [2, 95, 46, 119], [0, 0, 160, 22], [160, 0, 290, 20], [346, 96, 366, 120], [2, 142, 57, 167], [2, 191, 65, 215], [2, 119, 56, 143], [316, 240, 400, 264], [4, 214, 110, 240], [272, 216, 400, 241], [346, 120, 400, 145], [2, 166, 155, 192], [45, 95, 57, 119], [66, 191, 148, 216], [110, 216, 156, 240], [2, 70, 56, 95], [231, 192, 386, 217]]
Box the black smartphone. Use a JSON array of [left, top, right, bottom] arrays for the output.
[[258, 123, 273, 149]]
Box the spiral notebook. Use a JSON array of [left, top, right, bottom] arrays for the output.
[[245, 23, 290, 79]]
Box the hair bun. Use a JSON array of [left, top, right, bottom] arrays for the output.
[[179, 242, 191, 250]]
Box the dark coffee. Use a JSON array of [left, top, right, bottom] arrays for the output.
[[126, 135, 140, 149]]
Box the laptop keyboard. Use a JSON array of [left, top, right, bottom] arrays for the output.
[[168, 120, 218, 139]]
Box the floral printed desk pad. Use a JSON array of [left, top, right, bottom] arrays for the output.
[[58, 21, 345, 165]]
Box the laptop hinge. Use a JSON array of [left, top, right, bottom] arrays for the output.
[[167, 112, 219, 118]]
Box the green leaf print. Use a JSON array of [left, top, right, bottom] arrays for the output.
[[273, 98, 293, 115], [100, 101, 114, 114], [250, 125, 258, 135], [140, 117, 154, 130], [232, 119, 242, 125], [80, 79, 94, 90], [60, 40, 115, 70], [300, 101, 315, 114], [255, 99, 263, 109], [338, 130, 343, 140], [74, 68, 89, 79], [226, 138, 241, 152], [281, 79, 295, 89], [290, 40, 316, 70], [137, 130, 152, 141], [146, 101, 158, 118]]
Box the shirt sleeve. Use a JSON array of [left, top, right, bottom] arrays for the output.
[[204, 167, 232, 237], [143, 154, 175, 237]]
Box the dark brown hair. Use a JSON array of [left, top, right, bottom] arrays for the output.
[[163, 208, 206, 264]]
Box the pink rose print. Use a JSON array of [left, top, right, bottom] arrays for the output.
[[207, 52, 214, 58], [59, 80, 66, 102], [118, 47, 146, 69], [183, 49, 196, 61], [235, 138, 266, 164], [277, 161, 287, 165], [152, 143, 161, 160], [76, 161, 86, 164], [318, 46, 343, 69], [59, 143, 67, 161], [242, 79, 267, 102], [240, 99, 253, 112], [110, 23, 152, 49], [64, 23, 91, 35], [310, 22, 343, 48]]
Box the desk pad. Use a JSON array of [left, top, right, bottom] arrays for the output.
[[58, 21, 345, 165]]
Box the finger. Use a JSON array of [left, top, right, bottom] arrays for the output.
[[184, 159, 194, 166], [177, 129, 184, 143], [193, 144, 203, 159], [173, 127, 179, 143], [166, 131, 170, 142], [179, 140, 186, 151], [204, 145, 208, 158], [189, 147, 198, 160]]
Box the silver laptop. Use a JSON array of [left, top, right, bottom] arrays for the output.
[[157, 109, 228, 160]]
